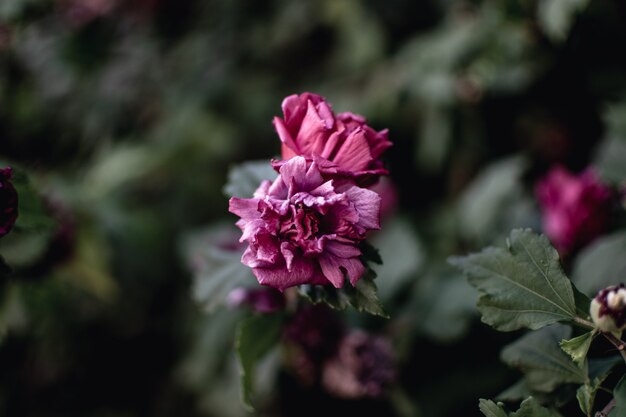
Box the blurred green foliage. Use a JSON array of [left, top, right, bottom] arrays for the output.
[[2, 0, 626, 416]]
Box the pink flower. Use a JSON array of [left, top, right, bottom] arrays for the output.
[[229, 156, 381, 291], [0, 167, 18, 238], [536, 166, 613, 254], [322, 330, 395, 399], [273, 93, 392, 186]]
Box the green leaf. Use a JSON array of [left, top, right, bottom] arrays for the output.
[[501, 326, 586, 392], [559, 331, 595, 368], [609, 375, 626, 417], [479, 397, 562, 417], [406, 266, 477, 342], [479, 399, 509, 417], [298, 270, 389, 318], [577, 375, 607, 417], [180, 223, 256, 312], [594, 137, 626, 185], [572, 231, 626, 297], [236, 314, 283, 410], [510, 397, 562, 417], [360, 241, 383, 265], [537, 0, 590, 43], [223, 160, 278, 198], [370, 217, 424, 302], [449, 229, 578, 331]]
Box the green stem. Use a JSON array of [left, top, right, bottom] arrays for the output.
[[574, 316, 596, 330]]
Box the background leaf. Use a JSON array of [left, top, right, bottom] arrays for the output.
[[223, 160, 278, 198], [450, 229, 578, 331], [572, 231, 626, 297], [236, 313, 283, 411], [181, 223, 256, 312], [479, 399, 509, 417], [501, 326, 586, 393]]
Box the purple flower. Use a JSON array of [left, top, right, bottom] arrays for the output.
[[536, 166, 613, 254], [273, 93, 392, 186], [322, 330, 395, 399], [0, 167, 18, 238], [229, 156, 381, 291]]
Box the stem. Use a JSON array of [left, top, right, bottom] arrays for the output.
[[574, 316, 596, 330], [595, 398, 616, 417], [602, 332, 626, 363]]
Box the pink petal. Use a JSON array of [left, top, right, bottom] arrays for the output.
[[319, 254, 366, 287], [295, 100, 335, 156], [344, 186, 381, 230], [229, 197, 260, 219], [331, 129, 373, 171], [253, 256, 316, 291]]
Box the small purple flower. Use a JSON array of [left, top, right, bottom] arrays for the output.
[[322, 330, 395, 399], [229, 156, 381, 291], [590, 284, 626, 332], [273, 93, 392, 186], [226, 287, 285, 313], [536, 166, 613, 254], [0, 167, 18, 238]]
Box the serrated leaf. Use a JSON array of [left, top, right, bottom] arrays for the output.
[[479, 399, 509, 417], [610, 375, 626, 417], [560, 331, 595, 368], [236, 314, 283, 410], [450, 228, 578, 331], [181, 223, 256, 312], [298, 271, 388, 318], [510, 397, 562, 417], [223, 160, 278, 198], [501, 326, 586, 392]]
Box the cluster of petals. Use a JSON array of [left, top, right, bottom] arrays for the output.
[[272, 92, 392, 187], [229, 156, 381, 291], [536, 166, 613, 254], [0, 167, 17, 238]]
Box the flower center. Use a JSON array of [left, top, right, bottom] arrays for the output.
[[280, 203, 322, 244]]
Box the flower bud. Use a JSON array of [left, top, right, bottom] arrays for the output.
[[590, 284, 626, 332]]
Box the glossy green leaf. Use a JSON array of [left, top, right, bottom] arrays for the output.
[[236, 314, 283, 411], [501, 326, 586, 392], [450, 229, 578, 331]]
